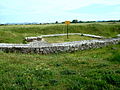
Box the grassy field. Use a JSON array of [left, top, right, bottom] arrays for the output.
[[0, 23, 120, 43], [44, 35, 93, 43], [0, 23, 120, 90], [0, 44, 120, 90]]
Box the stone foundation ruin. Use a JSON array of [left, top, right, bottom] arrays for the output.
[[0, 33, 120, 54]]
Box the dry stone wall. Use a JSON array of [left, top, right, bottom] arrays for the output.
[[25, 33, 105, 42], [0, 37, 120, 54]]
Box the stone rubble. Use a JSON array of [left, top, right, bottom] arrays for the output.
[[117, 34, 120, 37], [0, 37, 120, 54], [40, 33, 105, 39]]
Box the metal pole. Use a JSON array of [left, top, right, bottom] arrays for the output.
[[67, 24, 68, 39]]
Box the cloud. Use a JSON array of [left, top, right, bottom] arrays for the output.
[[1, 0, 120, 11], [0, 0, 120, 23], [43, 0, 120, 10]]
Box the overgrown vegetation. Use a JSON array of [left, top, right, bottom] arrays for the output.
[[0, 23, 120, 89]]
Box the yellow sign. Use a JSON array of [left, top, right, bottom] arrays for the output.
[[65, 21, 70, 24]]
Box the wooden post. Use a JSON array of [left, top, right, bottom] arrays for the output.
[[65, 21, 70, 39], [67, 24, 68, 39]]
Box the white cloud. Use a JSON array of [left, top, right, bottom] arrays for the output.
[[0, 0, 120, 23], [39, 0, 120, 10], [1, 0, 120, 11]]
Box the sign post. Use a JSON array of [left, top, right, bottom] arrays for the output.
[[65, 21, 70, 39]]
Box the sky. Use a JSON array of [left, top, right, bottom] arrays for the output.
[[0, 0, 120, 23]]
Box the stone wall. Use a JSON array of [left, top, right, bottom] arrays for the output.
[[25, 33, 105, 42], [0, 38, 120, 54]]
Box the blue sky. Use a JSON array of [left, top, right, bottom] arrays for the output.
[[0, 0, 120, 23]]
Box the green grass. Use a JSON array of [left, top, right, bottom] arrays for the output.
[[0, 23, 120, 89], [108, 50, 120, 63], [0, 23, 120, 43], [44, 35, 94, 43], [0, 44, 120, 90]]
